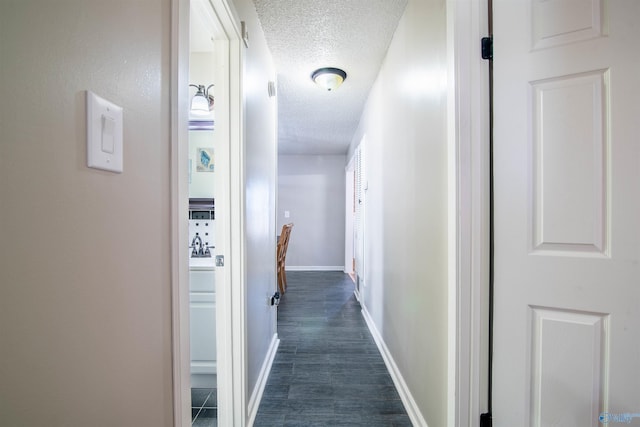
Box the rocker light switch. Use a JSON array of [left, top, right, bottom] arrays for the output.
[[101, 115, 116, 154], [87, 91, 123, 173]]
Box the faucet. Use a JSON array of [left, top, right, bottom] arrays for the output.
[[190, 234, 214, 258], [190, 235, 203, 257]]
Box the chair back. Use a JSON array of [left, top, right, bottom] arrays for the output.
[[276, 223, 294, 293]]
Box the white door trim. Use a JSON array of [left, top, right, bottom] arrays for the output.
[[170, 1, 191, 425], [446, 1, 490, 426], [171, 0, 245, 426], [344, 156, 355, 276]]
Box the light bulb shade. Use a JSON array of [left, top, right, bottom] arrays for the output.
[[311, 67, 347, 91], [189, 84, 214, 115], [190, 94, 210, 115]]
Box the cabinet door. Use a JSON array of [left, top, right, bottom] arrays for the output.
[[190, 268, 216, 293], [190, 292, 216, 374]]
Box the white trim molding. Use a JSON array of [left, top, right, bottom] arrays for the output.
[[170, 0, 191, 425], [247, 334, 280, 426], [446, 0, 490, 426], [361, 306, 429, 427], [286, 266, 345, 272]]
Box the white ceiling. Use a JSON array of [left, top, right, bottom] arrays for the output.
[[252, 0, 408, 155]]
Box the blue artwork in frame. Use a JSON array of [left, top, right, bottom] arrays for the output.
[[197, 148, 214, 172]]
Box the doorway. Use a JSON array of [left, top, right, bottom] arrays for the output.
[[171, 0, 244, 425], [188, 1, 218, 423], [349, 138, 366, 299], [344, 156, 355, 281]]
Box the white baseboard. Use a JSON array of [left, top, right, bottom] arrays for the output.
[[361, 306, 429, 427], [286, 266, 344, 271], [247, 333, 280, 426]]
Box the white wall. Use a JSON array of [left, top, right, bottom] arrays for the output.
[[348, 0, 449, 425], [0, 1, 173, 426], [230, 0, 279, 414], [278, 154, 346, 270]]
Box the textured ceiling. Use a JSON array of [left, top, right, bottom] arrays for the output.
[[252, 0, 408, 155]]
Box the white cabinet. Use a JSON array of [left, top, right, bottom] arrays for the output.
[[190, 268, 216, 376]]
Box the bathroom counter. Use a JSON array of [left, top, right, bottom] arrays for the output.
[[189, 258, 215, 270]]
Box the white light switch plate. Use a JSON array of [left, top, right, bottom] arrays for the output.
[[87, 91, 123, 173]]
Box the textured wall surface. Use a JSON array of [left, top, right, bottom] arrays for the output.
[[0, 1, 173, 426]]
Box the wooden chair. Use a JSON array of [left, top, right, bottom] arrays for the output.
[[276, 223, 293, 294]]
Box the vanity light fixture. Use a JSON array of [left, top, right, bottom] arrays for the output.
[[189, 84, 214, 115], [311, 67, 347, 91]]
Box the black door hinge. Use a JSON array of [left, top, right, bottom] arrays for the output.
[[481, 37, 493, 60], [480, 412, 492, 427]]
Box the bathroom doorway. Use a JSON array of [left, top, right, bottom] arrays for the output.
[[188, 4, 218, 420], [172, 0, 244, 425]]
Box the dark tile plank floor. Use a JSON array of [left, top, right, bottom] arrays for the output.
[[254, 271, 412, 427], [191, 388, 217, 426]]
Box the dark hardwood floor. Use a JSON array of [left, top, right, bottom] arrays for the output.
[[254, 271, 412, 427]]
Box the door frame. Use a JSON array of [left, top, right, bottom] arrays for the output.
[[446, 0, 490, 426], [344, 157, 355, 277], [353, 139, 366, 298], [171, 0, 245, 426]]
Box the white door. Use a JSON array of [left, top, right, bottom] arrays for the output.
[[493, 1, 640, 426]]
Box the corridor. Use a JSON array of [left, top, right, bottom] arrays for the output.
[[254, 271, 412, 426]]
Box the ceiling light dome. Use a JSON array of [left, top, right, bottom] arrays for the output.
[[311, 67, 347, 91]]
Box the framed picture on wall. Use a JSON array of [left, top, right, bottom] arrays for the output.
[[197, 148, 214, 172]]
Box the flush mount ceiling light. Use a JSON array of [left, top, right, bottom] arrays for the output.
[[189, 84, 214, 115], [311, 67, 347, 91]]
